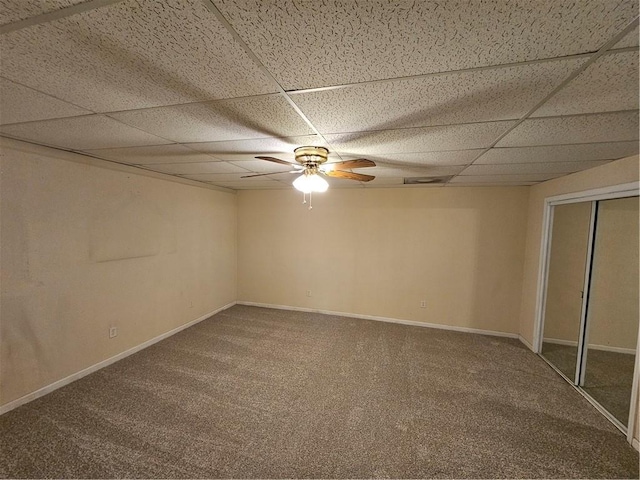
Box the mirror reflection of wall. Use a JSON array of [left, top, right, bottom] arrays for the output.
[[541, 202, 592, 379], [540, 195, 639, 433], [582, 196, 639, 427]]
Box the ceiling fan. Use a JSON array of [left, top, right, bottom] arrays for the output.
[[242, 146, 376, 195]]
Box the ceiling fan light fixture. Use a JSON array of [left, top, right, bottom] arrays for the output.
[[293, 173, 329, 193]]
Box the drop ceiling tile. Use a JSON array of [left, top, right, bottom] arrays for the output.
[[0, 77, 91, 125], [447, 181, 537, 187], [368, 150, 482, 167], [462, 160, 610, 176], [325, 182, 365, 189], [534, 52, 639, 117], [364, 165, 464, 178], [364, 177, 406, 187], [496, 112, 639, 147], [228, 160, 301, 174], [0, 0, 276, 112], [179, 173, 284, 183], [141, 162, 248, 175], [109, 95, 313, 144], [0, 0, 90, 25], [450, 173, 561, 183], [272, 177, 300, 187], [212, 181, 285, 190], [184, 135, 328, 161], [215, 0, 637, 89], [0, 115, 170, 150], [613, 25, 639, 48], [326, 121, 514, 156], [292, 58, 585, 133], [84, 144, 221, 165], [476, 142, 639, 164]]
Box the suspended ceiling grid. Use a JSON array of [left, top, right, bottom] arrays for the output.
[[0, 0, 638, 190]]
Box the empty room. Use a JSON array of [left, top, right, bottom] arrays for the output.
[[0, 0, 639, 478]]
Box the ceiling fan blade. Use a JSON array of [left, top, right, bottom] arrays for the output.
[[323, 170, 375, 182], [255, 156, 297, 166], [241, 170, 300, 178], [324, 158, 376, 170]]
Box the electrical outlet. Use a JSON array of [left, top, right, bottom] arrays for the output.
[[306, 290, 312, 297], [109, 327, 118, 338], [420, 300, 427, 308]]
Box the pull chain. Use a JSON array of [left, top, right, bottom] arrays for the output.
[[301, 191, 313, 210]]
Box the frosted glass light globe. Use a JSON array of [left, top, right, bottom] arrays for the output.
[[293, 173, 328, 193]]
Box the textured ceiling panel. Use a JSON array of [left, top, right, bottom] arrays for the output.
[[184, 135, 329, 161], [209, 180, 286, 189], [84, 144, 222, 165], [227, 159, 300, 173], [364, 177, 406, 187], [109, 95, 313, 143], [613, 25, 639, 48], [448, 182, 537, 187], [476, 142, 639, 164], [450, 173, 561, 183], [0, 115, 170, 150], [462, 160, 610, 176], [364, 165, 464, 178], [496, 111, 639, 147], [0, 0, 92, 25], [142, 161, 248, 175], [214, 0, 637, 89], [180, 172, 290, 183], [0, 77, 91, 125], [326, 121, 514, 155], [1, 1, 637, 191], [367, 150, 482, 167], [292, 59, 585, 133], [534, 52, 639, 117], [317, 177, 368, 188], [1, 0, 276, 112]]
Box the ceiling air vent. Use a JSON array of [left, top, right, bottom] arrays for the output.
[[403, 176, 453, 185]]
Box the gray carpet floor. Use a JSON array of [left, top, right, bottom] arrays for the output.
[[542, 342, 636, 425], [1, 305, 638, 479]]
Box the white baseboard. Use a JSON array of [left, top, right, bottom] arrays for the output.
[[543, 337, 636, 355], [237, 301, 519, 339], [0, 302, 236, 416], [518, 335, 535, 352], [590, 344, 636, 355], [543, 337, 578, 347], [633, 438, 639, 451]]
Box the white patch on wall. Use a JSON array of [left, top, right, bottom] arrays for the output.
[[90, 196, 177, 262]]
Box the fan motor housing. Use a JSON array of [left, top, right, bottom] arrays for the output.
[[294, 146, 329, 166]]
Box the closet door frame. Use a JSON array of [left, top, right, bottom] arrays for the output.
[[534, 181, 639, 445]]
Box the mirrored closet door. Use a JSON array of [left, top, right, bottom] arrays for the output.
[[541, 202, 592, 380], [541, 195, 639, 433]]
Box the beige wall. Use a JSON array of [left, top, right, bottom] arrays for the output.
[[0, 139, 237, 406], [238, 186, 529, 334], [542, 202, 591, 343]]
